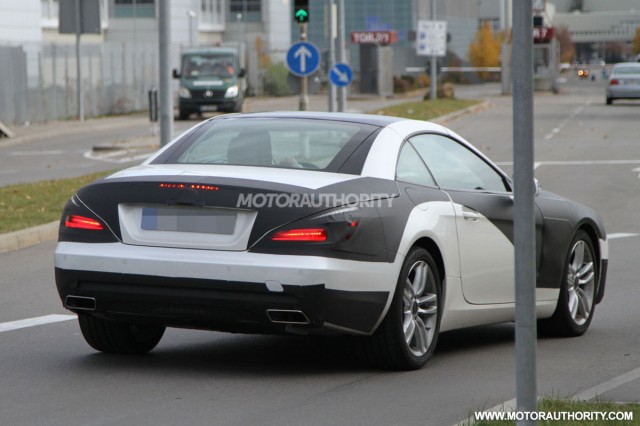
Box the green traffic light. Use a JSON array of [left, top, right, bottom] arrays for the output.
[[295, 9, 308, 22]]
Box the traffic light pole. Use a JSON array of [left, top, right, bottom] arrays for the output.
[[299, 23, 309, 111]]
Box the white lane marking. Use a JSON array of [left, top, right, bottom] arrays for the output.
[[454, 365, 640, 425], [495, 160, 640, 170], [607, 233, 640, 240], [0, 314, 75, 333], [570, 366, 640, 401], [83, 150, 152, 164], [543, 102, 590, 141], [9, 150, 65, 156]]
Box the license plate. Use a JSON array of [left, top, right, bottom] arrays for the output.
[[141, 207, 236, 235], [200, 105, 219, 112]]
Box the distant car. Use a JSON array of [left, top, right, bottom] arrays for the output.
[[54, 112, 608, 370], [606, 62, 640, 105], [577, 68, 590, 79]]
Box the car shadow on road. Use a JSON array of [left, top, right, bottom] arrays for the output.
[[63, 323, 533, 377]]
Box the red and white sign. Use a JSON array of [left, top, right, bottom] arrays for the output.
[[533, 26, 555, 43], [350, 31, 398, 45]]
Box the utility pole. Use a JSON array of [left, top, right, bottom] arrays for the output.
[[512, 1, 537, 424], [74, 0, 84, 122], [429, 0, 437, 101], [327, 0, 337, 112], [158, 0, 173, 146], [337, 0, 346, 112]]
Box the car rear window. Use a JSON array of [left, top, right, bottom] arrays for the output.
[[154, 118, 379, 172], [613, 66, 640, 75]]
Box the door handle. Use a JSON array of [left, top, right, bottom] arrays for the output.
[[462, 208, 481, 222]]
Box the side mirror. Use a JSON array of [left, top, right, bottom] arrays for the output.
[[534, 178, 541, 197], [237, 68, 246, 78], [172, 69, 181, 79]]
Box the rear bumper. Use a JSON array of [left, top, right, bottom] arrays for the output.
[[54, 242, 397, 335], [606, 87, 640, 99]]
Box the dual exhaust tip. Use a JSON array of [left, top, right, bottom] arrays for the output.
[[65, 295, 96, 311], [65, 296, 311, 326], [266, 309, 310, 325]]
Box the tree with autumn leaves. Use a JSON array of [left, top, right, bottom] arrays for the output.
[[468, 21, 501, 81], [633, 26, 640, 56]]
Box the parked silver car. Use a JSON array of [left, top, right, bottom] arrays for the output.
[[606, 62, 640, 105]]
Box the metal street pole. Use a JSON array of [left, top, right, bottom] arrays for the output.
[[337, 0, 346, 112], [501, 0, 512, 95], [512, 1, 537, 424], [299, 23, 309, 111], [74, 0, 84, 122], [159, 0, 173, 146], [187, 10, 197, 47], [327, 0, 336, 112], [429, 0, 437, 101]]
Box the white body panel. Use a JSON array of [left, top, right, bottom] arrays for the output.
[[55, 242, 402, 294], [451, 202, 516, 304]]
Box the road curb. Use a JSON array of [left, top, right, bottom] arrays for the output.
[[432, 100, 491, 124], [0, 221, 59, 254]]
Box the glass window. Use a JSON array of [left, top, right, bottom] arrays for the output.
[[162, 118, 376, 171], [409, 134, 509, 192], [613, 65, 640, 75], [200, 0, 224, 27], [228, 0, 261, 22], [113, 0, 155, 18], [395, 142, 437, 187]]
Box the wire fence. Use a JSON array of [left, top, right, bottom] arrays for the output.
[[0, 42, 158, 125]]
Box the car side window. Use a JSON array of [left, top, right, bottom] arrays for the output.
[[409, 134, 509, 192], [395, 142, 437, 187]]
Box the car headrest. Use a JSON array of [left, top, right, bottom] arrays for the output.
[[226, 131, 273, 166]]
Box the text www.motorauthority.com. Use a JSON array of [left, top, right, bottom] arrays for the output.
[[474, 410, 633, 422]]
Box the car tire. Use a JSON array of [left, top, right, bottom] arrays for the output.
[[539, 230, 598, 337], [78, 314, 165, 354], [606, 97, 613, 105], [362, 247, 441, 370], [178, 108, 190, 120]]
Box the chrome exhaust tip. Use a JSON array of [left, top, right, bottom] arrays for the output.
[[266, 309, 311, 325], [65, 295, 96, 311]]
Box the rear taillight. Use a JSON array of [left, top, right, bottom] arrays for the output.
[[64, 215, 104, 231], [272, 228, 327, 242], [609, 79, 619, 86]]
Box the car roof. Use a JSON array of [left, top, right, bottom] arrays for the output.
[[208, 111, 406, 127], [612, 62, 640, 68]]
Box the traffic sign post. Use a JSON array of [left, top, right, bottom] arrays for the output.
[[329, 63, 353, 87], [417, 17, 447, 101], [286, 39, 320, 111]]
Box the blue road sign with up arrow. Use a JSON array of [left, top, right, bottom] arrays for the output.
[[329, 63, 353, 87], [286, 41, 320, 77]]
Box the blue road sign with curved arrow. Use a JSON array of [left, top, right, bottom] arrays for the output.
[[329, 63, 353, 87], [286, 41, 320, 77]]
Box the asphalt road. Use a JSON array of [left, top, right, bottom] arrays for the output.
[[2, 78, 640, 426]]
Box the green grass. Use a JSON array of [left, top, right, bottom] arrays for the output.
[[0, 170, 115, 234], [372, 98, 481, 121], [469, 398, 640, 425]]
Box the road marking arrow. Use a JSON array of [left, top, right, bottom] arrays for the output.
[[294, 45, 312, 73]]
